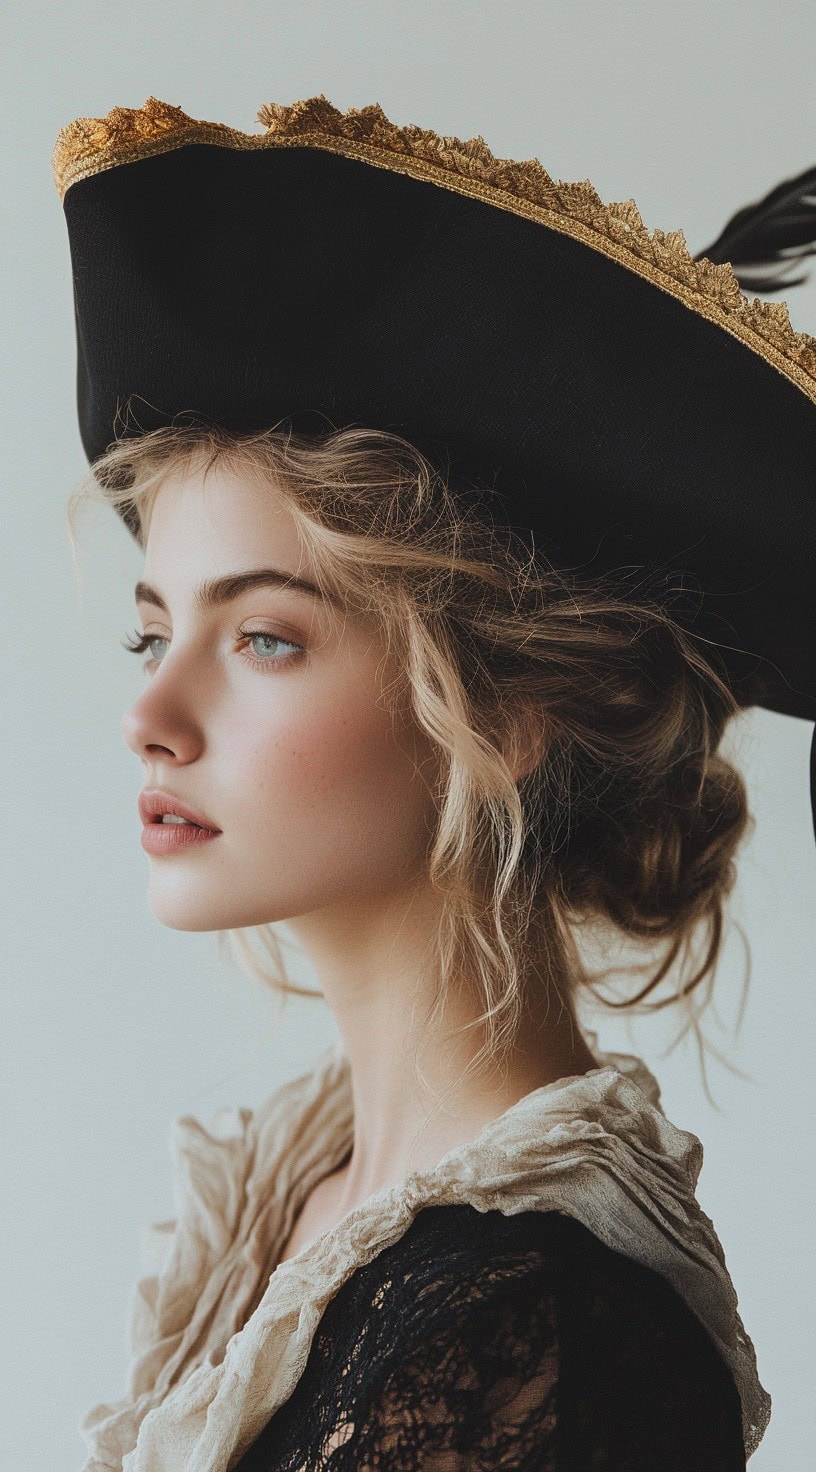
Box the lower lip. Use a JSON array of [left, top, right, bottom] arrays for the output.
[[141, 822, 221, 853]]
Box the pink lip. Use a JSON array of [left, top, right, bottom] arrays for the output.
[[141, 822, 221, 854], [138, 787, 221, 831]]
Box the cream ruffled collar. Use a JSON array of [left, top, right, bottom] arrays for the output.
[[79, 1033, 771, 1469]]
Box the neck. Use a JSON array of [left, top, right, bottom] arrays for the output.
[[285, 877, 598, 1211]]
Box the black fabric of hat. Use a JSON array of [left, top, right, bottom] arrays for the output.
[[52, 95, 816, 847]]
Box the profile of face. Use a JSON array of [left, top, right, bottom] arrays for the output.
[[121, 466, 441, 934]]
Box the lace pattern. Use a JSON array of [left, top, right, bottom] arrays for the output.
[[231, 1206, 746, 1471]]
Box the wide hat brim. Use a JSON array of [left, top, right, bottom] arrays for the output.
[[52, 97, 816, 804]]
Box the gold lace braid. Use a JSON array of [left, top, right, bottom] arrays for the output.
[[52, 93, 816, 407]]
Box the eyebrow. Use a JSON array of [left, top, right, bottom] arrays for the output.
[[134, 567, 334, 614]]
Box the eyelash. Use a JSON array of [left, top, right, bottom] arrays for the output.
[[121, 628, 305, 672]]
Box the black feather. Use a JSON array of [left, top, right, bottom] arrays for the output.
[[693, 162, 816, 293]]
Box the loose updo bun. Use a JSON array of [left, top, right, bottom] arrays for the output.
[[519, 599, 751, 983]]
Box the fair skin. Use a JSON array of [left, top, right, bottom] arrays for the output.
[[122, 464, 599, 1263]]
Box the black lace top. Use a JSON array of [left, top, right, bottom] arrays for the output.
[[231, 1204, 746, 1470]]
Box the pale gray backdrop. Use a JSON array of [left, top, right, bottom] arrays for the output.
[[2, 2, 815, 1467]]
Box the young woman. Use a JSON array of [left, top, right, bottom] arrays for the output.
[[53, 94, 816, 1469]]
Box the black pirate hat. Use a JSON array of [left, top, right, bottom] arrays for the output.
[[52, 95, 816, 844]]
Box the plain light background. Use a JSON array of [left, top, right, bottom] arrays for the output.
[[3, 3, 815, 1467]]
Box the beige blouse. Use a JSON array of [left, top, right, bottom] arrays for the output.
[[79, 1032, 771, 1470]]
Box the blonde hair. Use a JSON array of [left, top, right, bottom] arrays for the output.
[[67, 421, 753, 1104]]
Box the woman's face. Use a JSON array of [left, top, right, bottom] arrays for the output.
[[121, 464, 440, 932]]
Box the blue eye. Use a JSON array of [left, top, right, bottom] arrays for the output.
[[121, 629, 304, 671], [122, 632, 166, 661], [242, 631, 304, 668]]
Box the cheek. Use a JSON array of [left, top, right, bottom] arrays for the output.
[[238, 680, 434, 839], [281, 697, 408, 801]]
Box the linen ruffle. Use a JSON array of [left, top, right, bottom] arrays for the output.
[[78, 1032, 771, 1470]]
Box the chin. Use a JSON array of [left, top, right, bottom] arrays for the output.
[[145, 876, 301, 932], [148, 899, 225, 932], [146, 876, 233, 931]]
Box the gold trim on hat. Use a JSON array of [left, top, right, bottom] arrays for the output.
[[52, 94, 816, 408]]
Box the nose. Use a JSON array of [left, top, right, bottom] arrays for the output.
[[121, 683, 203, 765]]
